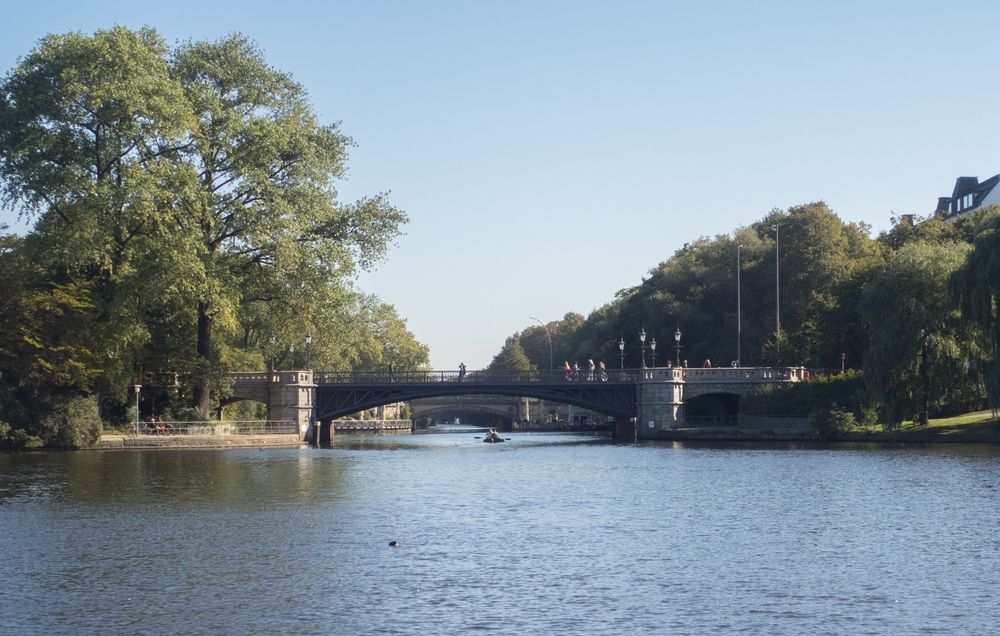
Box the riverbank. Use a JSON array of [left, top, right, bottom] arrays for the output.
[[90, 434, 302, 450], [654, 410, 1000, 444]]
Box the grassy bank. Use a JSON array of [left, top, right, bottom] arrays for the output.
[[885, 410, 1000, 442]]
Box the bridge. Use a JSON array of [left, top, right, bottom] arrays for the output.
[[229, 366, 807, 442]]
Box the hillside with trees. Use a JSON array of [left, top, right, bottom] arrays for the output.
[[494, 202, 1000, 428]]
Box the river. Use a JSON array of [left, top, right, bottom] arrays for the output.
[[1, 432, 998, 634]]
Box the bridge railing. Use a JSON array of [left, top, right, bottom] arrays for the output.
[[313, 367, 807, 385], [136, 420, 296, 436], [315, 368, 644, 384]]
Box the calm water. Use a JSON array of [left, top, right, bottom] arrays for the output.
[[1, 433, 999, 635]]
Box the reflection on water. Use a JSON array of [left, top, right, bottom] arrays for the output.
[[1, 435, 999, 634]]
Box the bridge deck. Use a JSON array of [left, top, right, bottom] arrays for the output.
[[315, 369, 641, 385]]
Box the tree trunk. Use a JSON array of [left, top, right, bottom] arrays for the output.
[[193, 300, 214, 419]]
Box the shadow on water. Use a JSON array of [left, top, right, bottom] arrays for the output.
[[0, 447, 354, 507]]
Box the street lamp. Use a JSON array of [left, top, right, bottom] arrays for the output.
[[133, 384, 141, 435], [737, 244, 742, 366], [269, 334, 276, 371], [306, 331, 313, 369], [674, 327, 682, 366], [529, 316, 553, 377], [289, 343, 295, 370], [639, 328, 647, 369], [618, 337, 625, 370], [773, 224, 781, 337], [650, 337, 657, 368]]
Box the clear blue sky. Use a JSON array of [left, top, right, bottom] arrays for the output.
[[3, 1, 999, 369]]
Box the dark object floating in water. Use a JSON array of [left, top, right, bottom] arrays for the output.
[[389, 540, 400, 547]]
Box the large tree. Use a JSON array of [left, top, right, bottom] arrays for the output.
[[951, 212, 1000, 416], [0, 28, 415, 420], [169, 35, 407, 415], [861, 241, 975, 425]]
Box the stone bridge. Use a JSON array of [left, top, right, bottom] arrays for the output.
[[228, 366, 807, 441]]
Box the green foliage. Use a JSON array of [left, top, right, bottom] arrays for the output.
[[0, 28, 424, 423], [739, 371, 877, 423], [488, 337, 534, 372], [951, 212, 1000, 416], [0, 422, 43, 449], [493, 202, 884, 371], [809, 409, 857, 439], [862, 241, 978, 425], [35, 395, 102, 448]]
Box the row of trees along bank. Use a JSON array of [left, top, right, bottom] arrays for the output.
[[491, 203, 1000, 429], [0, 28, 428, 448]]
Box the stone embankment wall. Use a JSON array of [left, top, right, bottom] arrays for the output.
[[91, 434, 302, 450]]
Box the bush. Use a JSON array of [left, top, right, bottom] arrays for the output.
[[810, 409, 857, 439], [0, 421, 43, 449], [36, 395, 103, 448], [741, 370, 879, 425]]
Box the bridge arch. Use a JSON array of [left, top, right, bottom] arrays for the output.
[[315, 382, 637, 422], [683, 391, 741, 417]]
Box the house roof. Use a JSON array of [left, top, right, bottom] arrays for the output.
[[937, 173, 1000, 219]]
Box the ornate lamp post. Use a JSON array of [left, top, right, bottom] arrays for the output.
[[306, 331, 313, 369], [289, 343, 295, 369], [650, 337, 657, 368], [133, 384, 142, 434], [618, 337, 625, 370], [674, 327, 682, 367], [640, 328, 647, 369], [269, 334, 276, 371]]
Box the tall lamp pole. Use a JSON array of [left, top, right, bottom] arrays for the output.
[[639, 328, 647, 369], [737, 244, 742, 366], [306, 331, 313, 369], [133, 384, 142, 435], [289, 343, 295, 370], [650, 337, 657, 368], [529, 316, 553, 376], [618, 337, 625, 370], [772, 224, 781, 336], [674, 327, 682, 367]]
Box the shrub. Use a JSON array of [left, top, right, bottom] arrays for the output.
[[741, 370, 879, 425], [810, 409, 857, 439], [36, 395, 103, 448], [0, 421, 43, 449]]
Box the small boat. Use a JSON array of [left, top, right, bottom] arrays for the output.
[[482, 431, 505, 443]]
